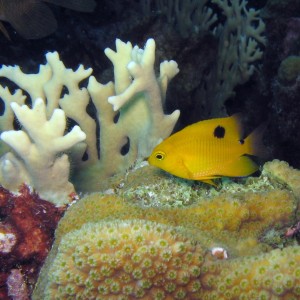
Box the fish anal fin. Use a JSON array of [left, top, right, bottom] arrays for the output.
[[189, 170, 219, 186], [200, 179, 218, 186], [182, 160, 219, 186]]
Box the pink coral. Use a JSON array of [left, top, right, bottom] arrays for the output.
[[7, 269, 29, 300]]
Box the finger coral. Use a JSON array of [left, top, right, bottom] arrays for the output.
[[0, 38, 180, 203], [142, 0, 265, 118], [0, 98, 86, 205]]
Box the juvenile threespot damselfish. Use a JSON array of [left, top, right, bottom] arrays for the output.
[[148, 114, 266, 185]]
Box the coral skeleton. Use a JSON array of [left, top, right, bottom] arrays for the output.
[[0, 38, 180, 204]]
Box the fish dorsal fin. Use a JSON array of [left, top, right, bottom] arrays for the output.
[[215, 113, 243, 141], [244, 122, 268, 158], [175, 114, 243, 143]]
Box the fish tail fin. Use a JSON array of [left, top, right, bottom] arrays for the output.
[[245, 122, 268, 158]]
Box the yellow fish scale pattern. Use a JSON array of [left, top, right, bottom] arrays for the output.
[[43, 220, 205, 300], [184, 137, 241, 178]]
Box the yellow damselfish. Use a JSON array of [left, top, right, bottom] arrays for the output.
[[148, 114, 266, 185]]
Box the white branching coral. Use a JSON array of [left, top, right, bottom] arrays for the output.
[[0, 99, 86, 205], [75, 38, 180, 192], [106, 39, 180, 157], [0, 38, 180, 204]]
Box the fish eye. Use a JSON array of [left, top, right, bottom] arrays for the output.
[[155, 151, 165, 160]]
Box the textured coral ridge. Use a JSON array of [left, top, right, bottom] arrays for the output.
[[44, 220, 204, 299], [0, 185, 64, 299], [36, 219, 300, 300], [201, 246, 300, 299], [263, 159, 300, 201], [33, 160, 300, 299], [49, 180, 296, 258]]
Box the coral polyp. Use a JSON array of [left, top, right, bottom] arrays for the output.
[[33, 160, 300, 299], [43, 220, 204, 299]]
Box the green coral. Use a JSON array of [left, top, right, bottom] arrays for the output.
[[278, 56, 300, 83]]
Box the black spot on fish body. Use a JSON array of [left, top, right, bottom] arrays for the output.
[[214, 126, 225, 138], [239, 139, 245, 145]]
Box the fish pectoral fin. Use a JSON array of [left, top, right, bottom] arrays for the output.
[[221, 156, 258, 177], [181, 160, 219, 186]]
